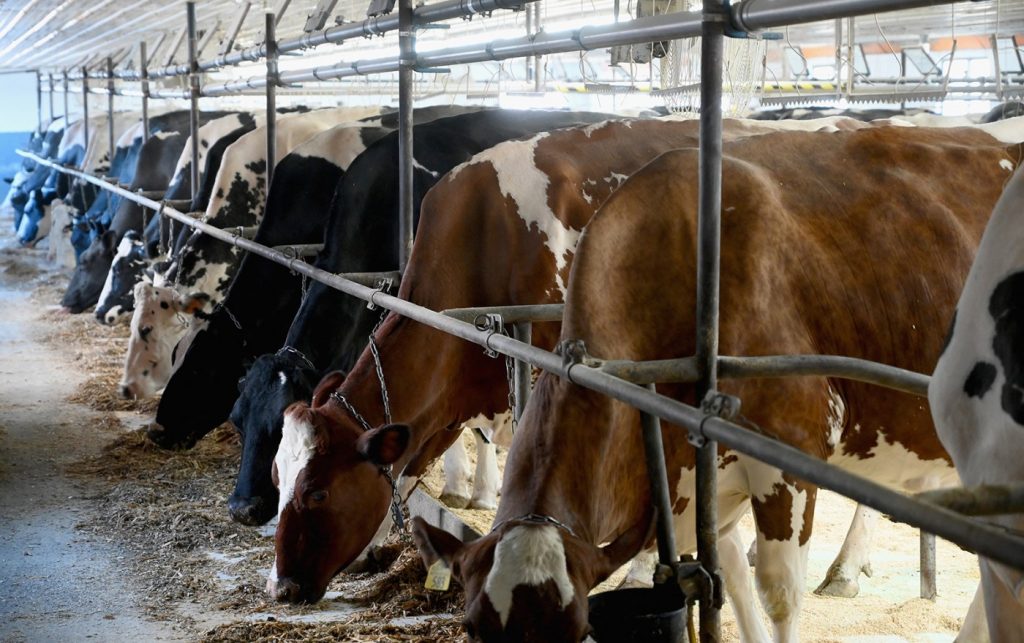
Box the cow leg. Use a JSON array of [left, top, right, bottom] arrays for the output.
[[469, 428, 499, 510], [749, 465, 816, 643], [980, 559, 1024, 642], [955, 581, 990, 643], [719, 525, 772, 643], [439, 430, 471, 508], [814, 503, 877, 597]]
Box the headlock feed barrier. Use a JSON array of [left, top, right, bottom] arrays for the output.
[[25, 0, 1024, 640]]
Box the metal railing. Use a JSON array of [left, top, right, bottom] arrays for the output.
[[24, 0, 1024, 640], [19, 144, 1024, 571]]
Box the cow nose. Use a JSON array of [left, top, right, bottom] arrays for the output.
[[120, 384, 134, 400], [227, 494, 273, 526], [272, 577, 302, 603]]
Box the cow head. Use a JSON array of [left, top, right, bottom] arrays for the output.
[[226, 350, 323, 526], [411, 515, 651, 642], [268, 392, 408, 604], [95, 231, 149, 325], [62, 230, 119, 313], [119, 282, 208, 400]]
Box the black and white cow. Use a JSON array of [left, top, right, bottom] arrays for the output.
[[930, 162, 1024, 641], [150, 110, 611, 526], [7, 116, 65, 230], [61, 111, 228, 314], [142, 112, 260, 259], [139, 106, 478, 440], [119, 106, 380, 400]]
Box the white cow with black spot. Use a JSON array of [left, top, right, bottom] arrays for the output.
[[930, 162, 1024, 642]]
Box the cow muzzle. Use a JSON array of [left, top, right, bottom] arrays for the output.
[[227, 493, 275, 526], [269, 576, 306, 603]]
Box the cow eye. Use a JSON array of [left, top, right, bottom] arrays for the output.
[[309, 490, 327, 503]]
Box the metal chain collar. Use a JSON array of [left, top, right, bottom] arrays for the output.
[[474, 314, 517, 435], [327, 279, 406, 532]]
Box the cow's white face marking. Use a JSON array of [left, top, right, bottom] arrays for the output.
[[1001, 159, 1015, 172], [275, 411, 318, 517], [97, 236, 138, 313], [484, 525, 575, 627], [278, 371, 288, 387], [450, 133, 582, 295]]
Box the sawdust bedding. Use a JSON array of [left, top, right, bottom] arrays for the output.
[[21, 241, 979, 641]]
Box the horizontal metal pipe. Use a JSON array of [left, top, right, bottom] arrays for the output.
[[107, 0, 538, 81], [442, 303, 565, 324], [597, 354, 929, 396], [272, 243, 324, 258], [17, 147, 1024, 573], [337, 270, 402, 288], [917, 483, 1024, 517], [202, 0, 966, 93]]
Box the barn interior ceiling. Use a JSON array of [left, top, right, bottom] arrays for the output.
[[0, 0, 1021, 81]]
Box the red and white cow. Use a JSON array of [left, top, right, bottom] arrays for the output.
[[264, 115, 889, 614], [412, 125, 1021, 642], [930, 163, 1024, 641]]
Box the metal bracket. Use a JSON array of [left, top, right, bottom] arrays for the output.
[[219, 3, 251, 56], [676, 554, 723, 609], [721, 0, 782, 40], [366, 0, 396, 18], [474, 313, 504, 358], [367, 278, 394, 311], [691, 389, 740, 447], [305, 0, 340, 32]]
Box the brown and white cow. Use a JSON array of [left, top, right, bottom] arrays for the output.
[[265, 115, 879, 611], [411, 125, 1023, 642]]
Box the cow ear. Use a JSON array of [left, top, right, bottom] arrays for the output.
[[101, 230, 118, 253], [310, 370, 347, 408], [356, 423, 410, 465], [411, 516, 466, 579], [593, 510, 657, 585], [177, 292, 209, 315]]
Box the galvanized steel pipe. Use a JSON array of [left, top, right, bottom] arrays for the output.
[[186, 2, 200, 204]]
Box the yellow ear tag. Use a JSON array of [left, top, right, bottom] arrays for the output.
[[424, 560, 452, 591]]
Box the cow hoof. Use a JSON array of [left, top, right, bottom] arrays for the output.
[[439, 493, 470, 509], [814, 568, 860, 598], [145, 424, 199, 451], [468, 498, 497, 511]]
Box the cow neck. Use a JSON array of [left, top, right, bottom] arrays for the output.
[[496, 374, 645, 546]]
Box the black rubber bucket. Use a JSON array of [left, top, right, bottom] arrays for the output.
[[588, 583, 688, 643]]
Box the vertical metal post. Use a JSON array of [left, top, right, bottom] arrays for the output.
[[397, 0, 415, 272], [36, 71, 42, 131], [845, 17, 855, 97], [920, 531, 937, 600], [48, 73, 54, 121], [512, 322, 533, 421], [82, 66, 90, 153], [140, 41, 150, 142], [187, 1, 201, 204], [63, 71, 69, 125], [642, 384, 679, 568], [106, 57, 116, 173], [695, 0, 725, 640], [265, 11, 278, 186], [834, 19, 843, 102], [532, 3, 542, 93]]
